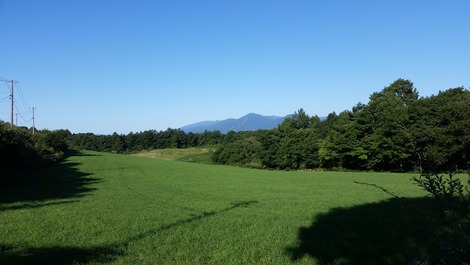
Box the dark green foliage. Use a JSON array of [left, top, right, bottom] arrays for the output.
[[0, 123, 39, 178], [0, 123, 70, 185], [413, 172, 466, 214], [33, 129, 71, 160], [63, 79, 470, 173], [411, 88, 470, 172], [319, 110, 368, 170], [413, 172, 470, 263], [212, 79, 470, 172], [275, 129, 320, 170], [69, 129, 225, 154], [279, 108, 311, 130], [213, 110, 322, 170], [356, 79, 417, 171], [212, 136, 262, 167]]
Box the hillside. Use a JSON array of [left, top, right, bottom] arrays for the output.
[[180, 113, 288, 133]]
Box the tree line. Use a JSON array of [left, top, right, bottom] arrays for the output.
[[69, 129, 226, 153], [68, 79, 469, 173], [212, 79, 470, 172], [4, 78, 466, 175]]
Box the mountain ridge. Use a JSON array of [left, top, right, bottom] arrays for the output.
[[180, 113, 289, 133]]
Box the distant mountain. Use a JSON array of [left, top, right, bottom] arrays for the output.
[[178, 120, 220, 132], [181, 113, 289, 134]]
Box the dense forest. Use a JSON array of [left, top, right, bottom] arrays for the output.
[[70, 129, 225, 153], [66, 79, 470, 173], [2, 79, 469, 175]]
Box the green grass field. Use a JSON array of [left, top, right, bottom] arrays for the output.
[[1, 150, 437, 264], [133, 147, 216, 164]]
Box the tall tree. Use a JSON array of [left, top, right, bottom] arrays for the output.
[[279, 108, 311, 130], [411, 87, 470, 171], [359, 79, 418, 171]]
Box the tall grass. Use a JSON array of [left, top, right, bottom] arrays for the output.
[[1, 151, 429, 264]]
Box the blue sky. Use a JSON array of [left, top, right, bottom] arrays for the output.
[[1, 0, 469, 134]]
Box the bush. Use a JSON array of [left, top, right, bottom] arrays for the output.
[[0, 123, 70, 185], [34, 129, 71, 161], [0, 124, 38, 177], [413, 172, 470, 264]]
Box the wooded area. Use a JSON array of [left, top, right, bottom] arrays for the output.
[[2, 79, 469, 175], [65, 79, 469, 173], [66, 79, 470, 172], [213, 79, 470, 172]]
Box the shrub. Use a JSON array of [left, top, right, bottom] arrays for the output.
[[413, 172, 470, 264], [0, 124, 38, 180], [0, 123, 70, 185]]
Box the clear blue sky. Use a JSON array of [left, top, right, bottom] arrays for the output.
[[1, 0, 469, 134]]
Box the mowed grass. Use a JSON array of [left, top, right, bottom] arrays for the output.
[[133, 147, 216, 164], [0, 150, 432, 264]]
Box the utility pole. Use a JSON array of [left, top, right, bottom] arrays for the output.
[[16, 113, 18, 126], [32, 107, 36, 134], [10, 80, 14, 127]]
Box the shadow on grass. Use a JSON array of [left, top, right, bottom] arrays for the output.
[[286, 197, 443, 265], [0, 200, 80, 212], [0, 150, 100, 210], [126, 200, 259, 246], [0, 244, 122, 265], [155, 201, 258, 233], [0, 200, 259, 265], [66, 149, 102, 157]]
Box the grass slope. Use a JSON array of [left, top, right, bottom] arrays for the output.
[[1, 151, 432, 264], [133, 147, 216, 164]]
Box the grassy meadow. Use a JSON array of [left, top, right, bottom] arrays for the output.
[[133, 147, 216, 164], [1, 150, 437, 264]]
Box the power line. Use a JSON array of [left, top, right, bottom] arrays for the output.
[[15, 81, 30, 111], [14, 102, 32, 123], [0, 80, 11, 123], [0, 77, 35, 129], [1, 80, 10, 97]]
